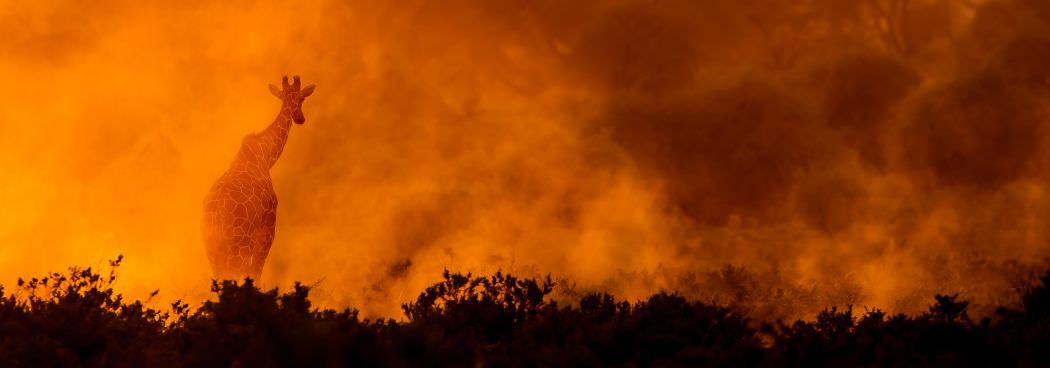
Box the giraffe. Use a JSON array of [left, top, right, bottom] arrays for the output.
[[202, 75, 315, 280]]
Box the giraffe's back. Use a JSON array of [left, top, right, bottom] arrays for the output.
[[202, 168, 278, 279]]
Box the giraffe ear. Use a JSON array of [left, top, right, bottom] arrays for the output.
[[299, 84, 315, 98], [268, 84, 283, 99]]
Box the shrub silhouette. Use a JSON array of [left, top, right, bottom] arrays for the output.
[[3, 258, 1050, 366], [0, 256, 172, 367], [402, 270, 555, 342], [171, 278, 389, 367]]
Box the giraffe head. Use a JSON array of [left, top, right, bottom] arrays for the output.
[[268, 75, 315, 124]]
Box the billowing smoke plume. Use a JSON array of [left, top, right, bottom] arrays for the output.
[[1, 0, 1049, 319]]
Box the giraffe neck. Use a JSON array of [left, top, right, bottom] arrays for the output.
[[233, 102, 295, 173]]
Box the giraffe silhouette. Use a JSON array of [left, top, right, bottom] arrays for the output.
[[202, 75, 315, 280]]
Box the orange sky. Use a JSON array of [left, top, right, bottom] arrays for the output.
[[2, 0, 1049, 319]]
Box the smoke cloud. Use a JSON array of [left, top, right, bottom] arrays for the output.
[[2, 0, 1049, 319]]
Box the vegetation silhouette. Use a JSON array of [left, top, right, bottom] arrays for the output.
[[2, 257, 1050, 367]]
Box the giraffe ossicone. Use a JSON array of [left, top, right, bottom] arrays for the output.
[[202, 75, 315, 280]]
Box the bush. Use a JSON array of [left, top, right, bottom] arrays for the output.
[[3, 258, 1050, 366]]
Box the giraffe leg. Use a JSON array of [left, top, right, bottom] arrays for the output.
[[246, 226, 275, 280], [203, 210, 243, 280], [245, 198, 277, 280]]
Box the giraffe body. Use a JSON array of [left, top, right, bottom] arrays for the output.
[[202, 157, 279, 279], [203, 76, 314, 280]]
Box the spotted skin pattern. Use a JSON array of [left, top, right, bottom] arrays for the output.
[[202, 76, 314, 280]]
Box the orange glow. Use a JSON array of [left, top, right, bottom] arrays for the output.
[[2, 0, 1047, 319]]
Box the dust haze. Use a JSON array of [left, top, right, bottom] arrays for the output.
[[2, 0, 1049, 318]]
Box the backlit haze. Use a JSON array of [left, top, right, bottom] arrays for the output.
[[3, 0, 1050, 319]]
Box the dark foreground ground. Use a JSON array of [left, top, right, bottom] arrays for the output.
[[1, 257, 1048, 367]]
